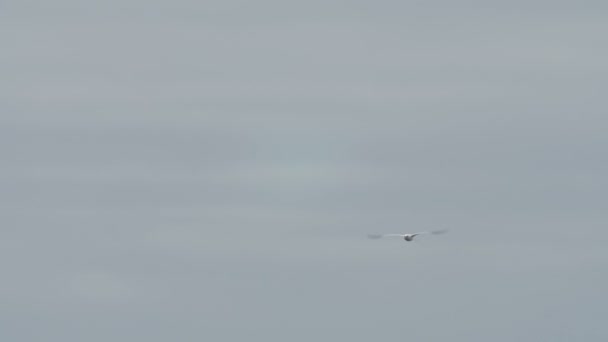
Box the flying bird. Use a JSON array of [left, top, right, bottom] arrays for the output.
[[367, 230, 448, 242]]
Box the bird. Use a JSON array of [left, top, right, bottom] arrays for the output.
[[367, 230, 448, 242]]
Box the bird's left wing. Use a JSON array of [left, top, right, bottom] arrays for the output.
[[412, 229, 449, 236]]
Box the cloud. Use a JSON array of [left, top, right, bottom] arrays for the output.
[[2, 0, 608, 341]]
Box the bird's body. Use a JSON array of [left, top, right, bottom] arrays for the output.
[[367, 230, 448, 242]]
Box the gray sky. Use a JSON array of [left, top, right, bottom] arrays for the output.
[[2, 0, 608, 341]]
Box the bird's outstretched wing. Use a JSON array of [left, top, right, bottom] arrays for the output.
[[367, 234, 405, 239], [411, 229, 448, 236], [367, 230, 448, 239]]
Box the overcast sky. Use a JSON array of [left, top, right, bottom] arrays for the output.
[[1, 1, 608, 341]]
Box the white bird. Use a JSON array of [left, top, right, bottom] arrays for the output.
[[367, 230, 448, 242]]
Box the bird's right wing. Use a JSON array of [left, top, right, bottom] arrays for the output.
[[367, 234, 405, 239]]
